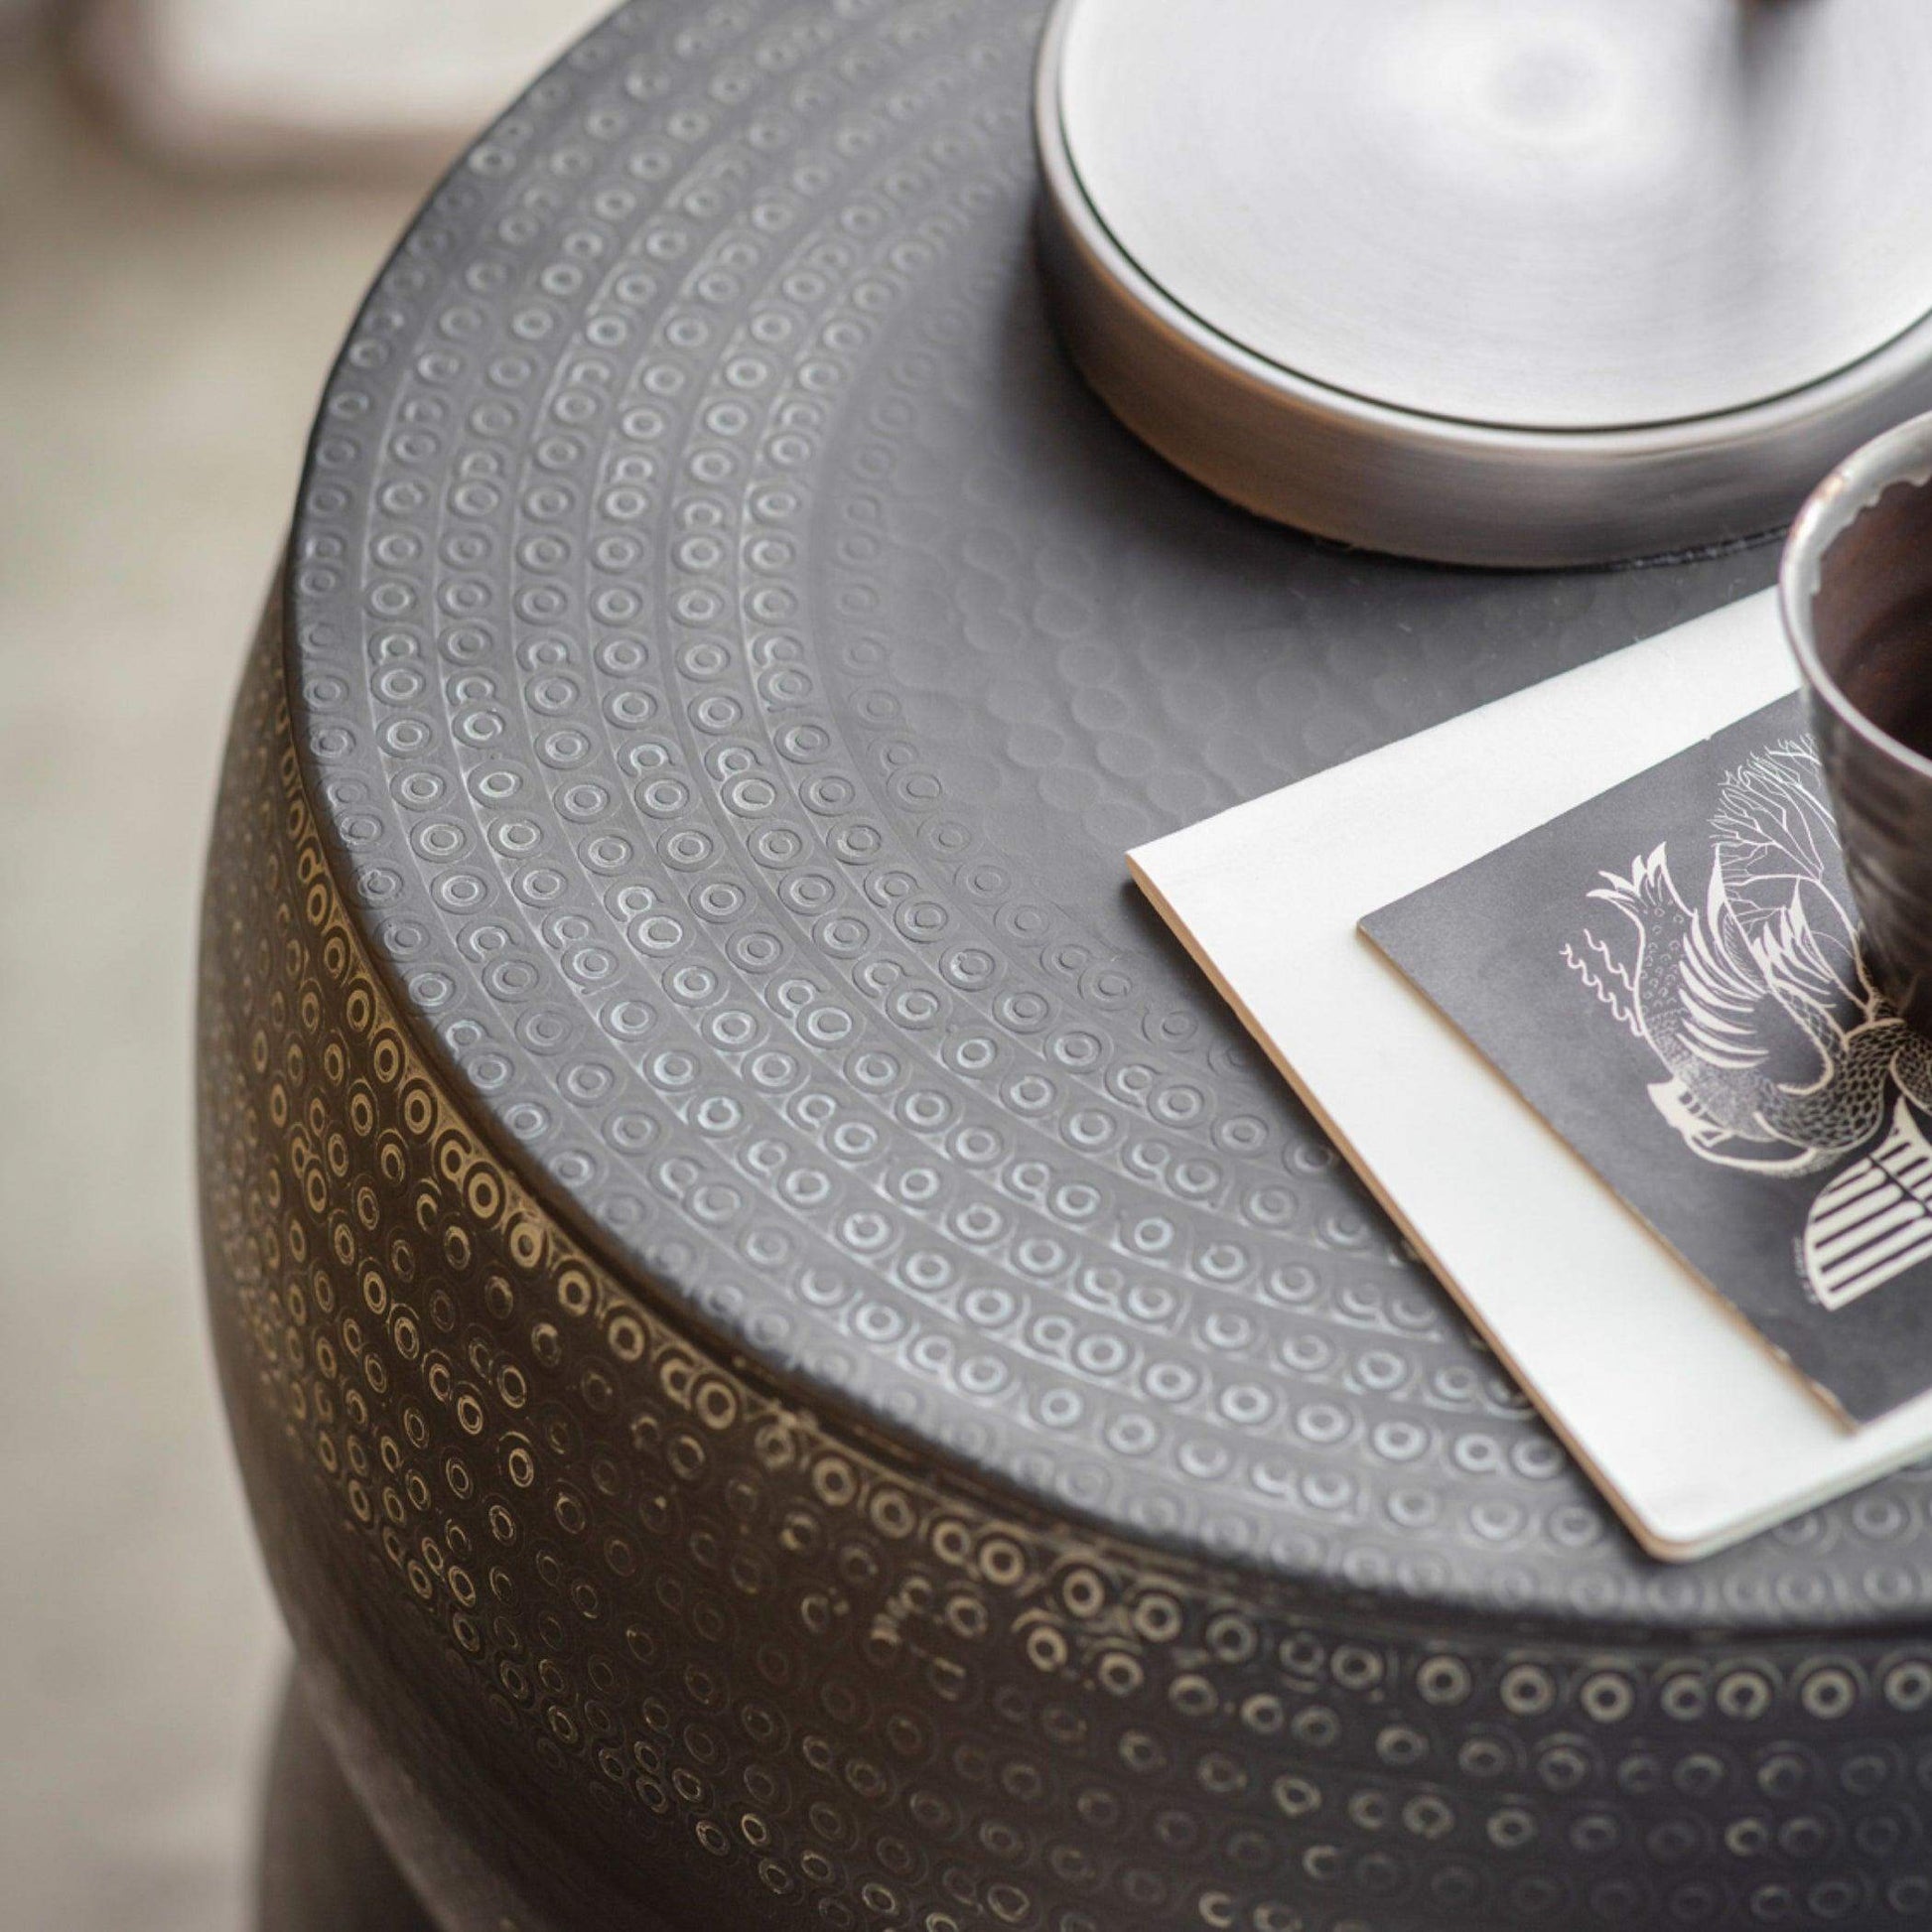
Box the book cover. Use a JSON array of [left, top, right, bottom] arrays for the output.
[[1363, 693, 1932, 1424]]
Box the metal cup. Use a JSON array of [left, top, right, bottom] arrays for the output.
[[1780, 409, 1932, 1035]]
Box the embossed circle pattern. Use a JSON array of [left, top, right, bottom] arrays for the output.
[[206, 615, 1932, 1932], [277, 0, 1932, 1628]]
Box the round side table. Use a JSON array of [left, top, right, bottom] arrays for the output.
[[198, 4, 1932, 1928]]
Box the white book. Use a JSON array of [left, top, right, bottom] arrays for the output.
[[1131, 590, 1932, 1561]]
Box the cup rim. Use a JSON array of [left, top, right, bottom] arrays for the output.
[[1779, 407, 1932, 782]]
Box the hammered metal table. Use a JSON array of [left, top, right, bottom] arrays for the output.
[[198, 4, 1932, 1928]]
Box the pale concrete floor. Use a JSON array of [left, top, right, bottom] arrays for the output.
[[0, 56, 423, 1932]]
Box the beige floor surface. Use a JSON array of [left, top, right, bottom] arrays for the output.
[[0, 54, 421, 1932]]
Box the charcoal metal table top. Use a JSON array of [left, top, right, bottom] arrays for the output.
[[278, 0, 1932, 1629]]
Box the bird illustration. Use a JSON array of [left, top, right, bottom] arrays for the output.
[[1588, 844, 1904, 1174], [1895, 1025, 1932, 1114]]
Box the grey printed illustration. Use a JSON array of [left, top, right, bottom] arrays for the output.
[[1804, 1107, 1932, 1311], [1569, 740, 1932, 1311], [1363, 694, 1932, 1423]]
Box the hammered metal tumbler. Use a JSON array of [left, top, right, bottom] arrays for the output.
[[1783, 410, 1932, 1034]]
